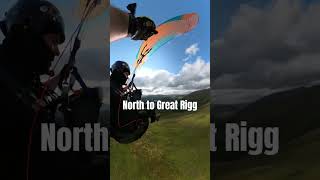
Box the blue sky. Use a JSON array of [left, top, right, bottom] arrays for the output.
[[111, 0, 210, 74]]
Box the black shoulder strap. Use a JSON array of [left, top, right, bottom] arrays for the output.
[[0, 20, 8, 37]]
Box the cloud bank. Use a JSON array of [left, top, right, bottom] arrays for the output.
[[135, 57, 210, 95], [213, 0, 320, 89], [212, 0, 320, 103]]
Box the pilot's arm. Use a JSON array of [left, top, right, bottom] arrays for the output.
[[110, 5, 158, 42]]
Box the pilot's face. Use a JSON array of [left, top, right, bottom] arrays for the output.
[[40, 33, 61, 73], [43, 33, 61, 57], [124, 71, 130, 79]]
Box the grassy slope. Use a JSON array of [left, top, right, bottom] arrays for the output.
[[214, 85, 320, 179], [215, 128, 320, 180], [111, 104, 210, 180]]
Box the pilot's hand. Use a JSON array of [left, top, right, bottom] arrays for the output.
[[129, 89, 142, 101], [128, 16, 158, 41]]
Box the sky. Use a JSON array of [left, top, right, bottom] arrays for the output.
[[212, 0, 320, 104], [111, 0, 210, 95]]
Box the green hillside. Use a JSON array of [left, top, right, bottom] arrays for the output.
[[111, 103, 210, 180], [215, 128, 320, 180], [182, 88, 210, 107], [213, 85, 320, 179]]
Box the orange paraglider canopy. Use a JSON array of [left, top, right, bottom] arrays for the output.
[[134, 13, 199, 69]]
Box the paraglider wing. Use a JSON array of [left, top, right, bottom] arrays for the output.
[[134, 13, 199, 69]]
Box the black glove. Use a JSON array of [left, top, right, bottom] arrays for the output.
[[128, 15, 158, 41], [128, 89, 142, 101]]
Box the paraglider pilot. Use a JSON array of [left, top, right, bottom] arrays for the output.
[[0, 1, 74, 179], [110, 61, 159, 144], [0, 0, 157, 179]]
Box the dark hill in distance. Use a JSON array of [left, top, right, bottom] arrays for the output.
[[182, 88, 210, 107], [142, 94, 184, 102], [143, 88, 210, 108], [235, 85, 320, 143], [214, 85, 320, 161]]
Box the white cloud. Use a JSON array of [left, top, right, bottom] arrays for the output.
[[182, 56, 191, 62], [134, 57, 210, 95], [185, 43, 200, 55], [183, 43, 200, 62]]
